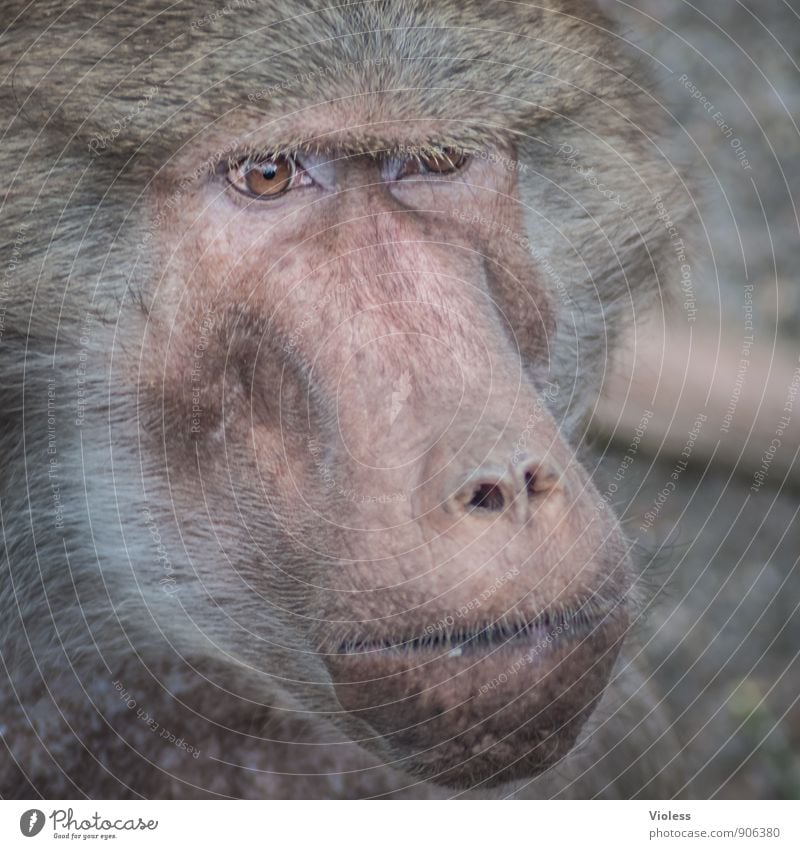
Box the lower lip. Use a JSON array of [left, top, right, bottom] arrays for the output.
[[330, 613, 596, 663], [324, 616, 625, 787], [326, 616, 615, 689]]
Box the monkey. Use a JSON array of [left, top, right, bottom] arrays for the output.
[[0, 0, 689, 798]]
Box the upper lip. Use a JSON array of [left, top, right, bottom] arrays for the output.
[[326, 596, 624, 657]]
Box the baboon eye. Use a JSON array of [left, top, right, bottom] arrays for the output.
[[419, 147, 468, 173], [228, 154, 297, 198]]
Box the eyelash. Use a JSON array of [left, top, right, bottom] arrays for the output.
[[222, 149, 470, 202]]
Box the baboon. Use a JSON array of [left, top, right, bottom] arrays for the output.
[[0, 0, 688, 798]]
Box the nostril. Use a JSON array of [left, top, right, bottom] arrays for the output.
[[446, 458, 560, 519], [468, 482, 506, 512], [523, 464, 560, 499]]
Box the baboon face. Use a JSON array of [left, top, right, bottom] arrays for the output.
[[134, 120, 630, 787], [3, 0, 667, 791]]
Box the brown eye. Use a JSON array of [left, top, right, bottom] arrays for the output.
[[419, 147, 467, 173], [229, 154, 296, 198]]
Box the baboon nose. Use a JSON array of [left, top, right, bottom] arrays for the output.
[[447, 456, 561, 521]]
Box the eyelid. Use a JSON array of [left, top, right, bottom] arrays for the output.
[[384, 151, 471, 181], [421, 148, 468, 172]]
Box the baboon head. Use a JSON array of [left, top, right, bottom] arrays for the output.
[[1, 0, 684, 790]]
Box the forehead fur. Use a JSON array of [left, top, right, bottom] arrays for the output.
[[3, 0, 621, 156]]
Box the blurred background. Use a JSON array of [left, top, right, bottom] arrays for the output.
[[591, 0, 800, 798]]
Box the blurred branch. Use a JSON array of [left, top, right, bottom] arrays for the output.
[[589, 312, 800, 489]]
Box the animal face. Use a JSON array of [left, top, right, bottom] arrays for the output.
[[0, 0, 684, 794]]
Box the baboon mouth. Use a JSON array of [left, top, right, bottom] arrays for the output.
[[329, 600, 613, 658], [324, 597, 628, 788]]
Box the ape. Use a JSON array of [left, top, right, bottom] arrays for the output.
[[0, 0, 687, 798]]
